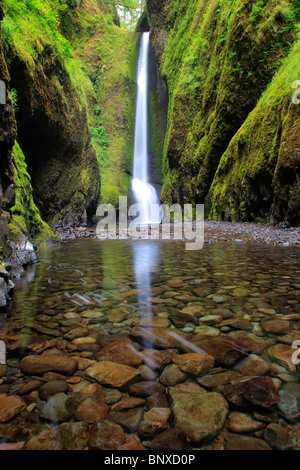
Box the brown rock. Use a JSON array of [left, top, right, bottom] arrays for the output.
[[172, 353, 214, 375], [108, 407, 144, 433], [129, 381, 165, 397], [95, 339, 142, 367], [228, 331, 274, 354], [0, 394, 26, 422], [64, 327, 89, 341], [264, 423, 293, 450], [43, 372, 67, 381], [149, 427, 189, 450], [225, 434, 272, 450], [141, 349, 177, 370], [262, 320, 292, 335], [58, 422, 89, 450], [146, 391, 168, 409], [190, 335, 250, 366], [118, 438, 146, 450], [138, 407, 170, 440], [74, 398, 109, 423], [39, 380, 69, 401], [75, 357, 96, 370], [20, 349, 78, 376], [24, 429, 63, 450], [111, 397, 145, 412], [234, 354, 270, 376], [159, 364, 187, 387], [170, 388, 228, 443], [197, 371, 242, 388], [135, 317, 171, 328], [229, 412, 265, 433], [130, 327, 193, 350], [223, 377, 281, 408], [88, 420, 126, 450], [10, 379, 42, 395], [138, 365, 159, 381], [268, 344, 297, 372], [86, 361, 141, 390]]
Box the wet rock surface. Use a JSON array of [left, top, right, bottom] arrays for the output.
[[0, 234, 300, 450]]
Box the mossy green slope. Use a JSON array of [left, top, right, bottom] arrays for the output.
[[147, 0, 300, 224], [2, 0, 101, 224], [207, 34, 300, 225], [61, 0, 139, 207]]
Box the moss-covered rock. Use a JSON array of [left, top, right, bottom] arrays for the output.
[[2, 0, 101, 225], [147, 0, 300, 224], [207, 36, 300, 226]]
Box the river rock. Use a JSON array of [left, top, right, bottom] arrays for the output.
[[146, 391, 168, 409], [172, 353, 215, 375], [197, 371, 242, 388], [225, 434, 272, 450], [234, 354, 270, 376], [88, 420, 126, 450], [74, 398, 109, 423], [130, 327, 192, 350], [138, 365, 159, 381], [39, 380, 69, 401], [111, 397, 145, 412], [228, 412, 265, 433], [39, 393, 74, 422], [24, 429, 63, 450], [58, 422, 89, 450], [267, 344, 297, 372], [228, 331, 274, 354], [149, 427, 189, 450], [108, 407, 144, 433], [20, 349, 78, 376], [277, 390, 300, 421], [170, 388, 228, 443], [141, 349, 177, 370], [264, 423, 293, 450], [129, 381, 165, 397], [138, 407, 170, 439], [223, 377, 281, 408], [86, 361, 141, 390], [192, 335, 250, 366], [10, 379, 42, 395], [95, 339, 142, 367], [0, 394, 26, 422], [159, 364, 187, 387], [262, 320, 292, 335], [64, 327, 89, 341]]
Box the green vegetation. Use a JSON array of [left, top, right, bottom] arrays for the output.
[[10, 142, 56, 243], [2, 0, 142, 215], [207, 33, 300, 225], [147, 0, 300, 224]]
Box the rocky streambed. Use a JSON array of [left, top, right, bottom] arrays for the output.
[[0, 235, 300, 450]]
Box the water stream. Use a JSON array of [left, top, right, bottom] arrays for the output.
[[131, 32, 160, 225]]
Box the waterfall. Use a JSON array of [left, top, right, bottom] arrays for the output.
[[131, 32, 160, 225]]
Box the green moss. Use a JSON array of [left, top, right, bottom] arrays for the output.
[[9, 141, 57, 243], [149, 0, 299, 210], [207, 34, 300, 225]]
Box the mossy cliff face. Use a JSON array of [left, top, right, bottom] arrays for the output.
[[207, 36, 300, 226], [146, 0, 300, 224], [61, 0, 138, 208], [2, 0, 101, 226], [0, 1, 56, 304]]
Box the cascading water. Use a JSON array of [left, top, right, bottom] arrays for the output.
[[131, 31, 160, 225]]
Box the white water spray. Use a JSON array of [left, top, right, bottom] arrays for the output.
[[132, 32, 160, 225]]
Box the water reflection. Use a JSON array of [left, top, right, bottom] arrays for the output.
[[132, 240, 161, 317]]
